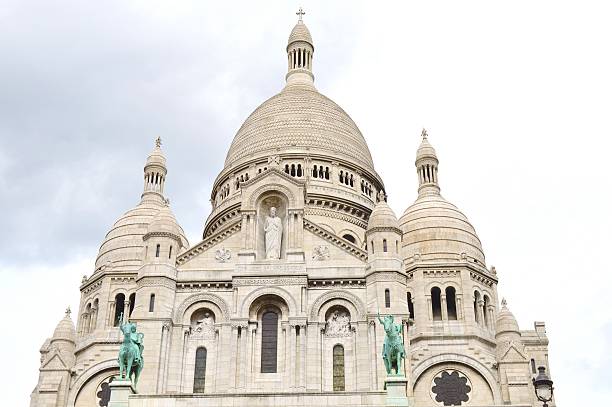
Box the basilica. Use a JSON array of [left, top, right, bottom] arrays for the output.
[[30, 13, 553, 407]]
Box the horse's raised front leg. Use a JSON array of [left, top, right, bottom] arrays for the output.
[[118, 356, 124, 379]]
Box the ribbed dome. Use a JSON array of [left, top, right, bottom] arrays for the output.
[[288, 21, 313, 47], [224, 85, 375, 171], [95, 196, 187, 271], [52, 310, 76, 343], [368, 199, 400, 231], [146, 204, 188, 248], [496, 299, 520, 336], [400, 193, 485, 264]]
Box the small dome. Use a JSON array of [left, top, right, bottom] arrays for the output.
[[496, 299, 520, 336], [288, 21, 313, 47], [400, 193, 485, 264], [52, 309, 76, 343], [145, 138, 166, 168], [368, 199, 400, 231], [146, 204, 189, 248], [416, 135, 437, 161]]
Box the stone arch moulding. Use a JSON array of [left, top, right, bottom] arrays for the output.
[[239, 286, 298, 318], [68, 359, 118, 406], [411, 353, 502, 405], [174, 293, 230, 324], [246, 182, 301, 210], [309, 289, 366, 321]]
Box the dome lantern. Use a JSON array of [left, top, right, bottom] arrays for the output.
[[142, 137, 167, 202], [416, 128, 440, 196], [286, 8, 315, 86]]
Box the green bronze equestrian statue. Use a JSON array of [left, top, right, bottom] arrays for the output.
[[117, 313, 144, 389], [377, 311, 406, 375]]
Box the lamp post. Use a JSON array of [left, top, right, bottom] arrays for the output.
[[532, 366, 554, 407]]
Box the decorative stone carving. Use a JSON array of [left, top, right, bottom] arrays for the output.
[[267, 155, 281, 166], [190, 310, 216, 339], [264, 206, 283, 259], [312, 245, 330, 261], [215, 247, 232, 262], [325, 309, 351, 337]]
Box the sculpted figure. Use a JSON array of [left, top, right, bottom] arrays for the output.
[[377, 311, 406, 375], [194, 312, 214, 335], [117, 313, 144, 388], [264, 207, 283, 259]]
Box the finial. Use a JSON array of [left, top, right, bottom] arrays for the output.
[[501, 298, 507, 309], [65, 306, 71, 317], [296, 7, 305, 22], [155, 136, 162, 148], [421, 128, 428, 140]]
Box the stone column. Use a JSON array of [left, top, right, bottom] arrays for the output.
[[368, 320, 378, 390], [426, 297, 433, 320], [299, 324, 307, 389], [108, 301, 116, 327], [441, 294, 448, 321], [239, 323, 248, 389], [477, 299, 485, 327], [289, 324, 297, 388], [456, 296, 463, 320], [122, 301, 130, 324]]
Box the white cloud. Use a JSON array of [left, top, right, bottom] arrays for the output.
[[2, 1, 610, 405]]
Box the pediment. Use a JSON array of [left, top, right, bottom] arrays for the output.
[[239, 167, 305, 211], [500, 343, 528, 362], [41, 352, 67, 370], [304, 217, 367, 262]]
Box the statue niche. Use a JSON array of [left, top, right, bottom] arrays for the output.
[[257, 194, 287, 260]]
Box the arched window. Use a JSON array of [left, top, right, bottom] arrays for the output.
[[395, 240, 399, 253], [149, 294, 155, 312], [333, 344, 345, 391], [385, 289, 391, 308], [431, 287, 442, 321], [531, 358, 537, 374], [261, 311, 278, 373], [169, 246, 173, 259], [297, 164, 302, 177], [383, 239, 388, 252], [370, 241, 374, 254], [128, 293, 136, 317], [193, 347, 207, 393], [407, 292, 414, 319], [155, 244, 160, 258], [113, 293, 125, 327], [473, 291, 481, 324], [446, 287, 457, 320], [342, 234, 356, 244], [325, 167, 330, 179]]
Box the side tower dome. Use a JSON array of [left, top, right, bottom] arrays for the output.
[[400, 130, 486, 266], [95, 138, 187, 271]]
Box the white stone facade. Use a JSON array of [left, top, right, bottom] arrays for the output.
[[30, 16, 554, 407]]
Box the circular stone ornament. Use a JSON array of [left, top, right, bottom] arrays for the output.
[[430, 369, 472, 406], [95, 375, 115, 407]]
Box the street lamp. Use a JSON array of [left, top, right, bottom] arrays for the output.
[[532, 366, 554, 407]]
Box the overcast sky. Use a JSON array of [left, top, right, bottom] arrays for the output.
[[1, 1, 610, 405]]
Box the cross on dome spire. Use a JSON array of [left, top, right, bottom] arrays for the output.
[[65, 306, 71, 317], [155, 136, 162, 148], [296, 7, 305, 22], [421, 128, 428, 140]]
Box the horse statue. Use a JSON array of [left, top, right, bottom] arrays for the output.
[[377, 312, 406, 375], [117, 313, 144, 389]]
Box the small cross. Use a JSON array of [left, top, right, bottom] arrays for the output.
[[296, 7, 305, 22], [421, 128, 428, 139], [65, 307, 71, 317], [155, 136, 162, 148]]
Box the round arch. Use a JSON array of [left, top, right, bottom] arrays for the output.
[[68, 359, 118, 406], [174, 293, 230, 324], [412, 353, 502, 405], [239, 286, 298, 317], [309, 290, 366, 321]]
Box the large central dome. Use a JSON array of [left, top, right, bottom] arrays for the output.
[[224, 85, 375, 171]]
